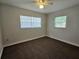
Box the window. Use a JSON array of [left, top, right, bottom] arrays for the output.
[[54, 16, 67, 28], [20, 16, 41, 28]]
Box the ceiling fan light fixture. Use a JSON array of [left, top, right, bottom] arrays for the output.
[[36, 0, 48, 9], [30, 0, 53, 9], [39, 4, 44, 9]]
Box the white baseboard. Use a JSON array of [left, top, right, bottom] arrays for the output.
[[48, 35, 79, 47], [3, 35, 45, 47], [3, 35, 79, 47], [0, 48, 3, 59]]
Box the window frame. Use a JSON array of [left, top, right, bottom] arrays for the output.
[[19, 15, 42, 29], [54, 16, 67, 28]]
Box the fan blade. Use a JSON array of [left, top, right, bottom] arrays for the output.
[[48, 2, 53, 5], [27, 1, 36, 3]]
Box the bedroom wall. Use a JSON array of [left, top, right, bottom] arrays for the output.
[[0, 6, 3, 58], [1, 4, 79, 47], [47, 5, 79, 46], [0, 22, 3, 59], [1, 4, 46, 47]]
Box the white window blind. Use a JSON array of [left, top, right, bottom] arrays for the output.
[[20, 16, 41, 28], [54, 16, 67, 28]]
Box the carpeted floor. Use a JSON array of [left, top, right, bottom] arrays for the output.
[[1, 36, 79, 59]]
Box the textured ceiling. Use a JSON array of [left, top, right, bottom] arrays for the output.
[[0, 0, 79, 14]]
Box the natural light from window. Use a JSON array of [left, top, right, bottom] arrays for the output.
[[20, 16, 41, 28], [54, 16, 67, 28]]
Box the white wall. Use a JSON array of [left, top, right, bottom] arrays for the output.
[[0, 6, 3, 58], [1, 4, 79, 47], [0, 22, 3, 59], [47, 5, 79, 46], [1, 4, 46, 47]]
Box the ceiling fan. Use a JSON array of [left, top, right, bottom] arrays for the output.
[[30, 0, 53, 9]]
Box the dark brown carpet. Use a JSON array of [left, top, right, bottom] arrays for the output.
[[1, 36, 79, 59]]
